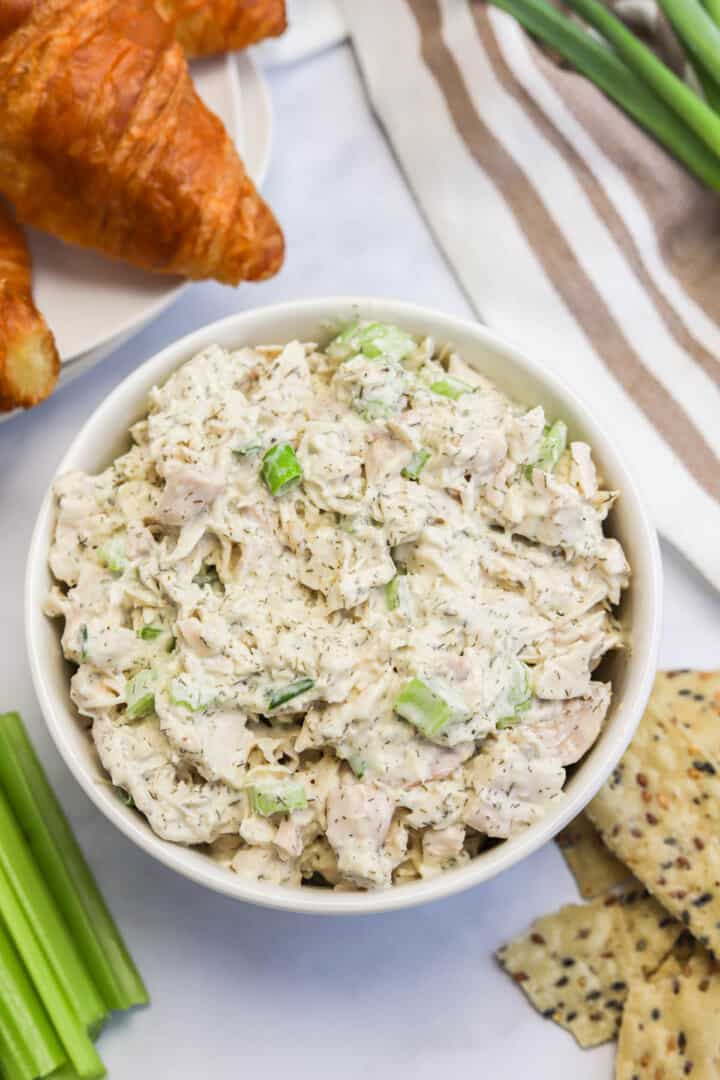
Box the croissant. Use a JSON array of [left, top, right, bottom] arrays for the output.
[[0, 0, 284, 285], [0, 0, 287, 56], [0, 204, 59, 411], [0, 0, 30, 38], [155, 0, 287, 57]]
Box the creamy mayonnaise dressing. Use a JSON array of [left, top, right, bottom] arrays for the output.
[[46, 323, 629, 890]]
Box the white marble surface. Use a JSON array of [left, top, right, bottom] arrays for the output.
[[1, 43, 719, 1080]]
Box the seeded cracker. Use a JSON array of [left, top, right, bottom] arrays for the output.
[[649, 670, 720, 759], [616, 973, 720, 1078], [495, 890, 678, 1047], [496, 900, 627, 1046], [587, 705, 720, 955], [556, 811, 632, 899], [615, 885, 680, 977], [650, 931, 720, 982], [555, 673, 720, 904]]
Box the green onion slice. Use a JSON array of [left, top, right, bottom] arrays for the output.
[[358, 400, 393, 422], [169, 675, 212, 712], [267, 677, 315, 711], [347, 754, 367, 779], [526, 419, 568, 478], [97, 536, 125, 577], [124, 671, 156, 720], [430, 378, 472, 400], [496, 660, 533, 729], [401, 448, 431, 481], [385, 576, 401, 611], [261, 443, 303, 496]]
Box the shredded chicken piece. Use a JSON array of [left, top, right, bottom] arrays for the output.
[[524, 683, 611, 766], [155, 465, 224, 526], [463, 730, 566, 839], [326, 776, 395, 888]]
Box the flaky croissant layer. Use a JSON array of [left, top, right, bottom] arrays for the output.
[[0, 0, 287, 54], [0, 204, 59, 410], [155, 0, 287, 57], [0, 0, 284, 285]]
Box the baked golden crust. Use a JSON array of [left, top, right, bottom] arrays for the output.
[[155, 0, 287, 57], [0, 204, 59, 410], [0, 0, 284, 284], [0, 0, 32, 39]]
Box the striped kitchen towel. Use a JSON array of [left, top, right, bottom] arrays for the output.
[[342, 0, 720, 591]]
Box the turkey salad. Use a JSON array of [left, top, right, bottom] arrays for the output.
[[46, 321, 629, 890]]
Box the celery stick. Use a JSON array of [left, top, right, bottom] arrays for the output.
[[327, 322, 415, 364], [0, 860, 104, 1079], [0, 714, 148, 1012], [0, 919, 65, 1080], [0, 790, 106, 1032], [394, 679, 452, 737], [0, 1028, 31, 1080], [250, 785, 307, 817], [488, 0, 720, 189]]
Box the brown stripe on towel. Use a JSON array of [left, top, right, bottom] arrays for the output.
[[406, 0, 720, 502], [531, 22, 720, 341], [472, 2, 720, 391]]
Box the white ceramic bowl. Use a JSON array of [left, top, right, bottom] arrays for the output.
[[25, 298, 663, 915]]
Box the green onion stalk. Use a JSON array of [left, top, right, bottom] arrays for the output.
[[488, 0, 720, 189], [562, 0, 720, 157]]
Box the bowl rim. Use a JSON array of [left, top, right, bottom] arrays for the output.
[[25, 296, 663, 915]]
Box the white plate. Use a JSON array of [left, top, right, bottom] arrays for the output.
[[29, 52, 272, 365]]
